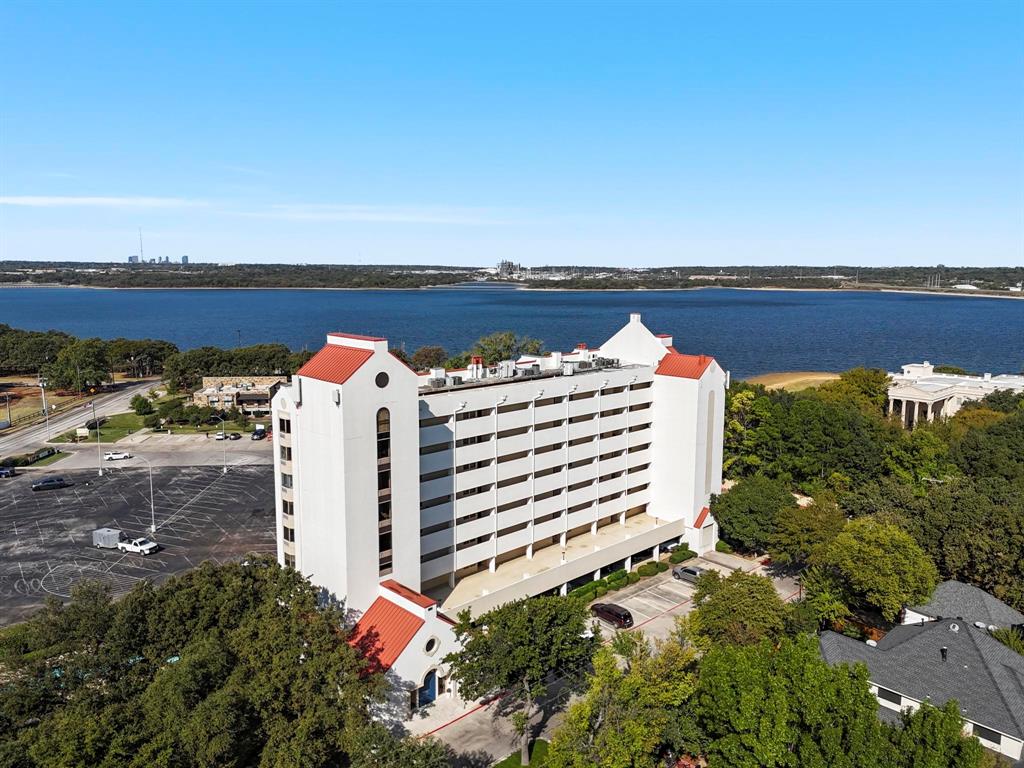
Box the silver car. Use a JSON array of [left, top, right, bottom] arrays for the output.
[[672, 564, 708, 584]]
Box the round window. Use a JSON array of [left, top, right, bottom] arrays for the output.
[[425, 637, 438, 655], [375, 372, 389, 388]]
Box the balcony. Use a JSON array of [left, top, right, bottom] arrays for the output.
[[568, 419, 599, 442], [599, 413, 627, 433], [456, 465, 495, 494], [419, 449, 452, 475], [497, 407, 533, 431], [281, 485, 294, 502], [278, 431, 292, 447], [282, 512, 295, 528], [420, 475, 455, 502], [496, 455, 532, 483], [568, 398, 599, 419], [420, 527, 456, 556], [599, 390, 627, 411], [533, 469, 566, 496], [420, 422, 454, 446], [496, 503, 533, 531], [454, 541, 492, 570], [455, 439, 494, 466], [533, 402, 565, 424], [532, 517, 564, 541], [282, 539, 295, 556], [455, 514, 494, 544], [279, 458, 292, 475]]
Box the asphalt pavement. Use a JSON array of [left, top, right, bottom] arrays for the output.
[[0, 380, 154, 458]]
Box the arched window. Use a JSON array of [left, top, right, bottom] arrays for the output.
[[704, 391, 716, 494], [377, 408, 391, 434]]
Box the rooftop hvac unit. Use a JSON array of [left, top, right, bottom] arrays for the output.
[[451, 376, 463, 385], [429, 378, 446, 388], [577, 361, 592, 370]]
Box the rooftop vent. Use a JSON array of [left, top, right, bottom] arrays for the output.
[[941, 646, 948, 662]]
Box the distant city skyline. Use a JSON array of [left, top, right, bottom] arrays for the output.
[[1, 1, 1021, 267]]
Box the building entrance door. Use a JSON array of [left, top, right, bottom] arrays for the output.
[[417, 669, 438, 707]]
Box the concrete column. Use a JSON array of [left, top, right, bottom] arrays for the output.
[[651, 545, 658, 561], [489, 556, 496, 573], [593, 569, 601, 581], [905, 400, 915, 428], [624, 555, 632, 571], [559, 583, 568, 596]]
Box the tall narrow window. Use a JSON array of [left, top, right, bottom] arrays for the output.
[[705, 391, 716, 494], [377, 408, 393, 575]]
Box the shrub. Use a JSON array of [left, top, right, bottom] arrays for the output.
[[627, 572, 641, 584], [143, 414, 160, 428], [716, 540, 734, 554], [669, 548, 697, 564], [606, 569, 627, 582], [595, 586, 608, 598], [636, 563, 658, 578], [607, 578, 626, 591], [655, 561, 669, 573]]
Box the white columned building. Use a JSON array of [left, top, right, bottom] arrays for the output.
[[887, 362, 1024, 427]]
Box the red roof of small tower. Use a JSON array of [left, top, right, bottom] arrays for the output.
[[297, 345, 373, 385], [694, 506, 710, 528], [381, 579, 436, 608], [349, 597, 424, 673], [655, 353, 715, 380]]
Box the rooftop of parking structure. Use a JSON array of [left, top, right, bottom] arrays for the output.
[[418, 359, 648, 395]]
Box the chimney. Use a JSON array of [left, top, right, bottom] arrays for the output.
[[576, 342, 587, 350], [629, 312, 641, 324], [940, 646, 948, 662]]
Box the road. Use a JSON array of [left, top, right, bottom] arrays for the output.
[[0, 380, 154, 458]]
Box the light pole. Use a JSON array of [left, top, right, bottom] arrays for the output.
[[213, 414, 227, 474], [38, 375, 51, 441], [90, 400, 103, 476], [136, 455, 157, 533]]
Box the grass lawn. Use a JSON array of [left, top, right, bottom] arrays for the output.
[[53, 412, 145, 443], [494, 739, 549, 767], [745, 371, 840, 392]]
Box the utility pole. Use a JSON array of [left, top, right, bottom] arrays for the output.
[[236, 329, 242, 348], [38, 375, 51, 441], [4, 393, 10, 426], [138, 228, 144, 262]]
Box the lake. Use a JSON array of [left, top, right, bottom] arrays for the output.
[[2, 285, 1022, 379]]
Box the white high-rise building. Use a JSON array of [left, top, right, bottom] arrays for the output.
[[272, 313, 726, 621]]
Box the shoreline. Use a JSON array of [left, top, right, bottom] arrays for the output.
[[1, 281, 1021, 300], [0, 280, 1019, 296]]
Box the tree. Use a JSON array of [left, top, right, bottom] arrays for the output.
[[445, 596, 593, 766], [690, 570, 787, 646], [694, 636, 896, 768], [768, 497, 846, 568], [818, 367, 891, 414], [888, 700, 990, 768], [43, 338, 110, 391], [823, 518, 938, 621], [469, 332, 544, 365], [130, 394, 154, 415], [546, 639, 696, 768], [410, 346, 448, 370], [710, 475, 796, 552]]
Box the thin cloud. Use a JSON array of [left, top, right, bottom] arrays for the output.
[[0, 195, 205, 208], [251, 203, 499, 225]]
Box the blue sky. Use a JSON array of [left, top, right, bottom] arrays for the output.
[[1, 1, 1021, 267]]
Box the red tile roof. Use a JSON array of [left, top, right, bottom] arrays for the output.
[[655, 333, 672, 338], [655, 353, 714, 380], [327, 332, 386, 342], [349, 597, 424, 672], [381, 579, 436, 608], [694, 506, 710, 528], [297, 345, 373, 385]]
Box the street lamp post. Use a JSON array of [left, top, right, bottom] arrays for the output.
[[38, 375, 51, 441], [90, 400, 103, 476], [136, 455, 157, 533], [213, 414, 227, 474]]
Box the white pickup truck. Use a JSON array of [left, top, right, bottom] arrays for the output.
[[117, 537, 160, 556]]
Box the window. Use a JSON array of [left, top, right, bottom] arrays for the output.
[[420, 441, 451, 455], [425, 637, 439, 655], [375, 372, 389, 388], [629, 381, 652, 391], [876, 687, 901, 705], [419, 414, 449, 428], [498, 401, 529, 414], [569, 390, 595, 401], [278, 417, 292, 434], [284, 553, 295, 568], [281, 473, 293, 489], [421, 468, 453, 482], [458, 433, 494, 447], [283, 526, 295, 542], [282, 499, 294, 516], [376, 408, 392, 575], [421, 494, 452, 510], [456, 408, 492, 421], [628, 402, 652, 412], [279, 445, 292, 461], [972, 724, 1001, 746]]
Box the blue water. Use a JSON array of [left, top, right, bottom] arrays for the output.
[[2, 285, 1022, 378]]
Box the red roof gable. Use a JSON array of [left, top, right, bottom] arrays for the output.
[[349, 597, 424, 673], [298, 345, 373, 385], [694, 506, 710, 528], [381, 579, 436, 608], [655, 353, 714, 380]]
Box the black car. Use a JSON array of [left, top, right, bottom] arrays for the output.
[[31, 476, 69, 492], [0, 467, 17, 478], [590, 603, 634, 629]]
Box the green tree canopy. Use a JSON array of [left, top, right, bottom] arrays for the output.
[[43, 337, 110, 390], [823, 518, 938, 621], [410, 345, 448, 370], [546, 639, 697, 768], [769, 497, 846, 568], [710, 475, 797, 552], [469, 331, 545, 365], [445, 596, 593, 765], [690, 570, 788, 646]]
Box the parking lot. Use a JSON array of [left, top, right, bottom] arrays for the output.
[[590, 552, 802, 641], [0, 464, 275, 625]]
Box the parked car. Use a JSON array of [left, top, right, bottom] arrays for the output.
[[250, 430, 266, 440], [117, 537, 160, 556], [672, 565, 708, 584], [214, 431, 227, 440], [228, 432, 242, 440], [590, 603, 633, 628], [31, 476, 69, 492], [104, 450, 132, 461], [0, 467, 17, 478]]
